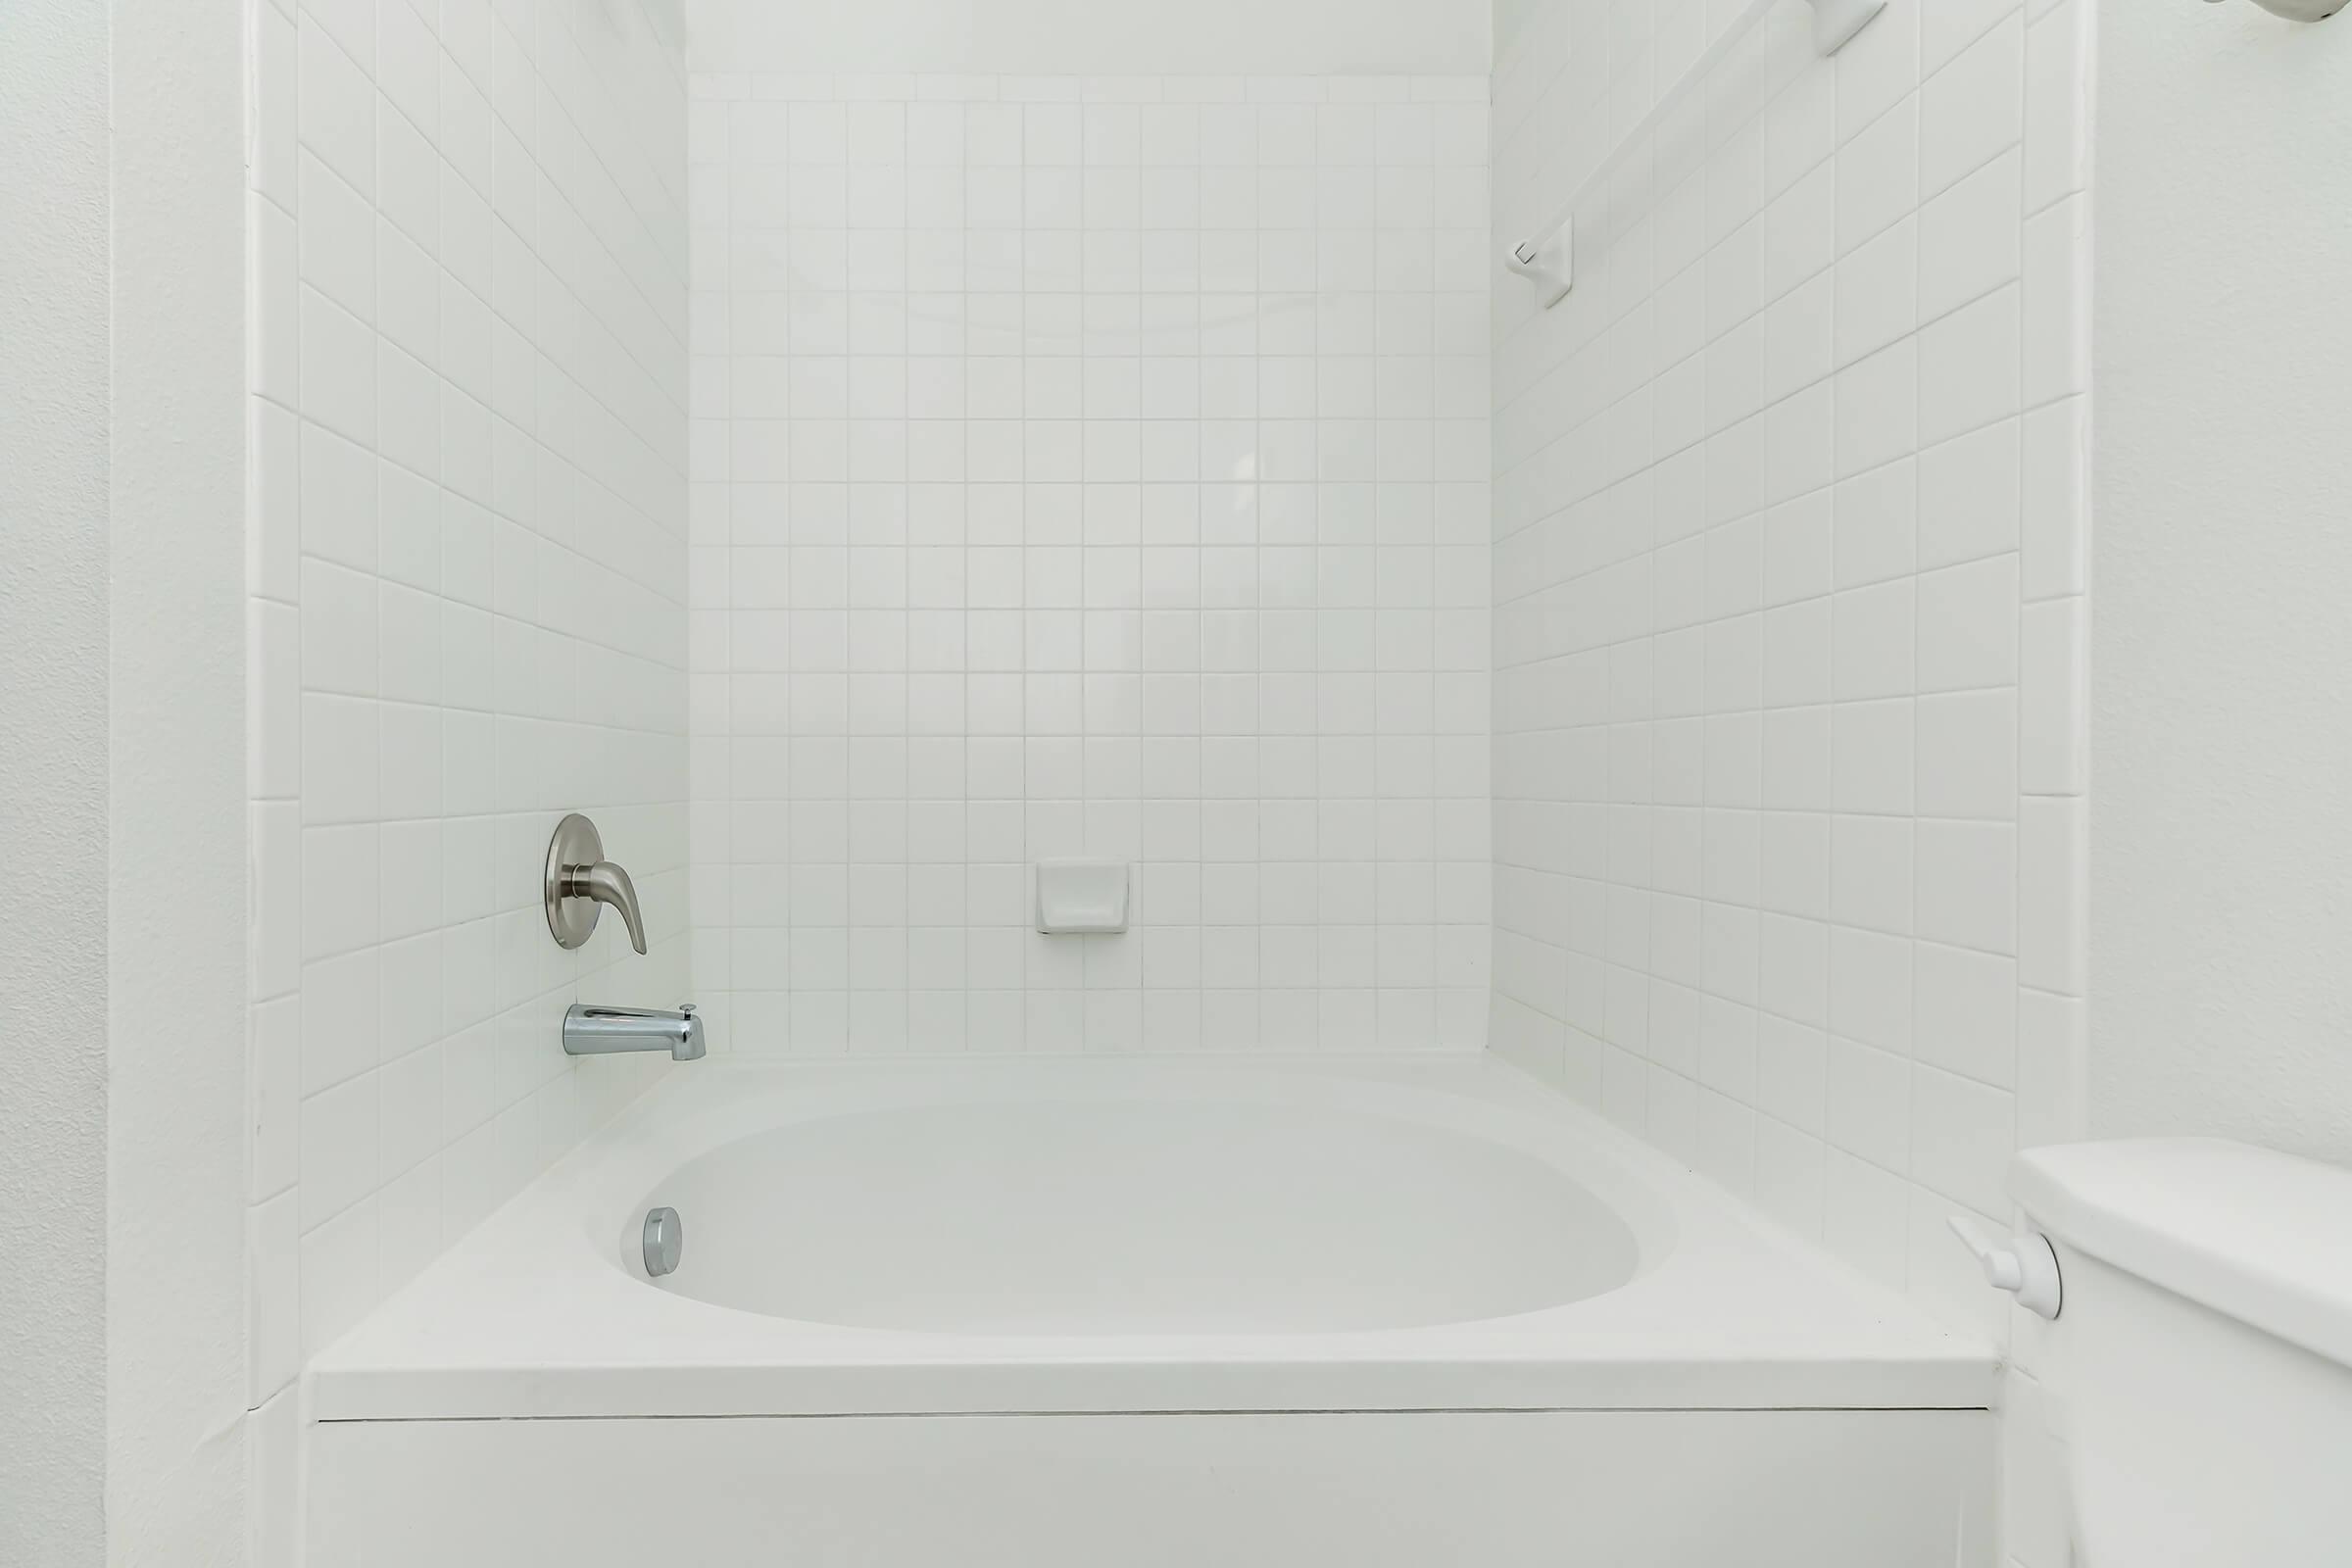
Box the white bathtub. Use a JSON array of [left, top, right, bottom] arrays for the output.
[[308, 1056, 1996, 1566]]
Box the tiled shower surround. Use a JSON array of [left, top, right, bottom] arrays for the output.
[[1491, 0, 2090, 1314], [683, 74, 1495, 1054], [231, 6, 2108, 1559], [241, 0, 691, 1493], [1488, 3, 2091, 1563]]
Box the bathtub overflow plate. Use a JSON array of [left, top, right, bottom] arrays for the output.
[[643, 1206, 683, 1277]]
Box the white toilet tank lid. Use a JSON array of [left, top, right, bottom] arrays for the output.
[[2013, 1138, 2352, 1370]]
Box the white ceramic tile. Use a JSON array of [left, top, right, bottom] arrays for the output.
[[298, 17, 375, 200], [1916, 688, 2017, 820], [1913, 939, 2018, 1088], [1917, 418, 2020, 570], [1917, 553, 2019, 694], [244, 1190, 302, 1406], [1835, 0, 1919, 137], [300, 560, 379, 696], [1830, 814, 1913, 937], [1917, 283, 2021, 446], [1832, 699, 1914, 817], [1924, 0, 2025, 79], [2018, 796, 2085, 996], [1834, 339, 1917, 477], [2023, 194, 2089, 407], [298, 1194, 378, 1356], [299, 1070, 380, 1229], [253, 200, 302, 408], [247, 0, 689, 1413], [301, 823, 381, 959], [1918, 15, 2024, 201], [253, 0, 299, 209], [1836, 94, 1918, 254], [1493, 17, 2086, 1561], [1834, 217, 1917, 368], [298, 153, 377, 324], [1829, 923, 1912, 1054], [298, 287, 378, 445], [2023, 0, 2090, 213], [1916, 818, 2017, 956], [1831, 579, 1914, 700], [1833, 461, 1916, 591], [1917, 150, 2021, 325], [694, 74, 1489, 1054], [2020, 396, 2086, 600], [1761, 707, 1832, 811], [1825, 1036, 1911, 1170], [1909, 1062, 2014, 1215], [2019, 596, 2086, 795], [2015, 987, 2085, 1144]]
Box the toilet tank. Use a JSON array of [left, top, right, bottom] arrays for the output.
[[2012, 1140, 2352, 1568]]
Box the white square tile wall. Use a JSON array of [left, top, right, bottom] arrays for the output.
[[1488, 0, 2089, 1341], [241, 0, 691, 1440], [685, 73, 1494, 1054], [1490, 10, 2093, 1557]]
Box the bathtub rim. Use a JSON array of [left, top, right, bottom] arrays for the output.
[[307, 1053, 1996, 1421]]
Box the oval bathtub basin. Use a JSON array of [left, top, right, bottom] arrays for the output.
[[643, 1097, 1642, 1334]]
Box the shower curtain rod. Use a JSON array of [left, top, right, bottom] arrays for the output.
[[1503, 0, 1885, 308]]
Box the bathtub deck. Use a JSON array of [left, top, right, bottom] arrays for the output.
[[308, 1054, 1996, 1421]]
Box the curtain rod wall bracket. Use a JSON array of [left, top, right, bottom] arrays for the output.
[[1506, 0, 1886, 310]]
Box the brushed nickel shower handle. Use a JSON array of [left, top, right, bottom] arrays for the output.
[[564, 858, 647, 956], [543, 812, 649, 955]]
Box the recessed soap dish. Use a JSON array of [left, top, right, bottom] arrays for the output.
[[1035, 859, 1130, 934]]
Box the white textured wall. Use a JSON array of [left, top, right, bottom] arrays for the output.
[[688, 0, 1491, 76], [0, 1, 109, 1560], [2089, 0, 2352, 1160], [683, 73, 1493, 1054], [110, 0, 252, 1556], [241, 2, 691, 1547]]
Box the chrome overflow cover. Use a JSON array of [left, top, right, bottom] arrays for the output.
[[642, 1206, 683, 1278]]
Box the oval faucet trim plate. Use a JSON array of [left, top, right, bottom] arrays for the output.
[[545, 812, 649, 954], [643, 1206, 683, 1278]]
